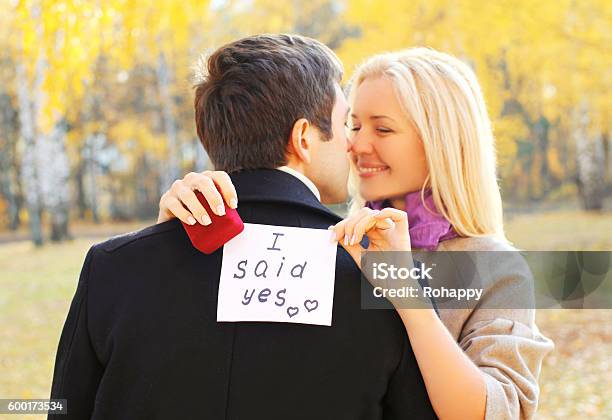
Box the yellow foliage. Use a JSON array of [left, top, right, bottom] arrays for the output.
[[493, 116, 523, 170], [547, 147, 565, 180], [4, 0, 609, 201], [109, 119, 167, 163]]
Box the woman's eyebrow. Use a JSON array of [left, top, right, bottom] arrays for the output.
[[370, 115, 396, 122], [350, 113, 395, 122]]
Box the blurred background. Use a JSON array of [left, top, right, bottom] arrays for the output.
[[0, 1, 610, 418]]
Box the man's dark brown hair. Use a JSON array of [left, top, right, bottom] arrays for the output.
[[194, 33, 343, 172]]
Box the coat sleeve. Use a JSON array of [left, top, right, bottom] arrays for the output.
[[49, 245, 104, 419], [382, 330, 438, 419], [453, 252, 554, 420], [459, 313, 553, 420]]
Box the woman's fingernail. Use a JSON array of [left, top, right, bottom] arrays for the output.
[[229, 198, 238, 209], [187, 216, 196, 225], [330, 230, 337, 242], [202, 214, 212, 225], [350, 234, 356, 245], [216, 204, 226, 216], [343, 234, 349, 246]]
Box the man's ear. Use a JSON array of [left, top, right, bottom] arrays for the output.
[[287, 118, 314, 165]]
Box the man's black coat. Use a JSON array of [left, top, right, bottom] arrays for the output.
[[49, 169, 436, 420]]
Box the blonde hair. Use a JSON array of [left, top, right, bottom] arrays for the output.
[[348, 47, 506, 241]]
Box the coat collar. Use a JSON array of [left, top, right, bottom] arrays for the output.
[[276, 166, 321, 201], [229, 169, 342, 223]]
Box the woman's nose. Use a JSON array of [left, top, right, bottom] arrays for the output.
[[348, 131, 373, 154]]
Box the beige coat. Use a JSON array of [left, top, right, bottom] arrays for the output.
[[431, 236, 554, 420]]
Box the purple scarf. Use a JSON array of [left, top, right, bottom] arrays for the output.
[[366, 189, 458, 250]]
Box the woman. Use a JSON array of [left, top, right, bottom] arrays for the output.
[[157, 47, 553, 419]]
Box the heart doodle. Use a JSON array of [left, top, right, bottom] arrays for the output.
[[287, 306, 299, 318], [304, 299, 319, 312]]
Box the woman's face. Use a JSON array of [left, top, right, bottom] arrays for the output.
[[349, 76, 429, 203]]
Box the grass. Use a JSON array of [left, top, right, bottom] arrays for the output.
[[0, 210, 611, 419], [0, 239, 99, 414], [505, 210, 612, 250], [536, 309, 611, 418]]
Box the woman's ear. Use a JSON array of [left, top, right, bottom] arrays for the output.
[[288, 118, 313, 164]]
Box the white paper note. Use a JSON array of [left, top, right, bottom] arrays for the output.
[[217, 223, 337, 326]]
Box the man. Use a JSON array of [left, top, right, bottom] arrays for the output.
[[49, 34, 436, 419]]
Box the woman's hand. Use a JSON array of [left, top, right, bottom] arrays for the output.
[[329, 207, 411, 266], [157, 171, 238, 225]]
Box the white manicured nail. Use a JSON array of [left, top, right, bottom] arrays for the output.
[[202, 214, 212, 225], [187, 216, 196, 225], [216, 205, 225, 216]]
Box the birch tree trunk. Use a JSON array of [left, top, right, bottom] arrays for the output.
[[574, 102, 605, 211], [0, 92, 21, 230], [38, 120, 71, 241], [84, 132, 104, 223], [15, 59, 43, 245]]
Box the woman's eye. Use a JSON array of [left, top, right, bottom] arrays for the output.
[[351, 126, 361, 131], [377, 127, 392, 133]]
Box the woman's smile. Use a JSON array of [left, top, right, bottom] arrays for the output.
[[356, 163, 390, 177]]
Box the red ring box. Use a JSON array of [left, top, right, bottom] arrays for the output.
[[180, 190, 245, 254]]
